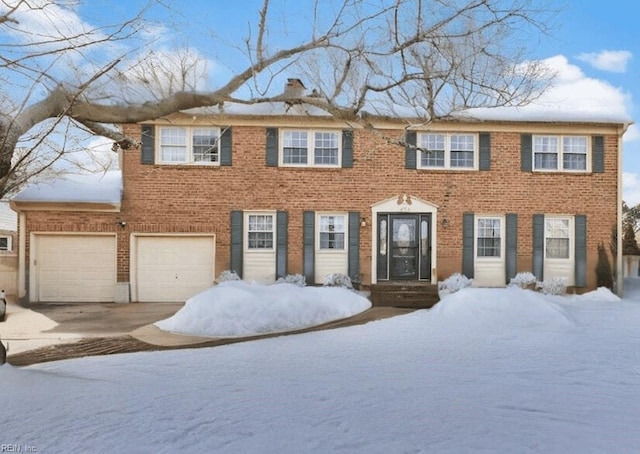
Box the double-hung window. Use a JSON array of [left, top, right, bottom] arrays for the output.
[[281, 130, 340, 167], [533, 135, 588, 172], [0, 236, 11, 251], [318, 215, 346, 250], [247, 214, 274, 250], [159, 127, 220, 164], [476, 217, 502, 258], [545, 217, 571, 259], [418, 133, 476, 169]]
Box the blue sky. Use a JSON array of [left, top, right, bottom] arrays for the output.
[[75, 1, 640, 204], [540, 0, 640, 202]]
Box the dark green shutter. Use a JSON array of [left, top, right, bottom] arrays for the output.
[[220, 127, 232, 166], [303, 211, 315, 284], [521, 134, 532, 171], [141, 125, 155, 165], [479, 132, 491, 171], [348, 212, 360, 284], [276, 211, 288, 279], [342, 130, 354, 168], [266, 128, 278, 167], [575, 215, 587, 287], [230, 211, 243, 278], [405, 131, 417, 169], [592, 136, 604, 173], [462, 213, 474, 278], [505, 213, 518, 284], [532, 214, 544, 280]]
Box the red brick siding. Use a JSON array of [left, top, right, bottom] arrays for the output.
[[23, 124, 618, 291]]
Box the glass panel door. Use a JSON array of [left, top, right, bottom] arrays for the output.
[[389, 215, 418, 280]]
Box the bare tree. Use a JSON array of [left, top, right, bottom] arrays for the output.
[[0, 0, 556, 197]]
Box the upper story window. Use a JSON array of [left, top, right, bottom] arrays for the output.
[[159, 127, 220, 164], [533, 135, 588, 172], [281, 130, 341, 167], [418, 133, 476, 170]]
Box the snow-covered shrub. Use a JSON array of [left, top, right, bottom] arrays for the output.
[[509, 272, 537, 289], [216, 270, 241, 283], [536, 277, 567, 295], [323, 273, 353, 289], [438, 273, 473, 297], [276, 273, 307, 287]]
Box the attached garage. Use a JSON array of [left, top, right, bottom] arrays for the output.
[[32, 234, 117, 302], [132, 234, 215, 302]]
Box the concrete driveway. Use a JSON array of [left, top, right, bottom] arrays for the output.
[[28, 301, 184, 336], [3, 299, 416, 365], [0, 299, 184, 355]]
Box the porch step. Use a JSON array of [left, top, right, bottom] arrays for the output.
[[369, 282, 440, 309]]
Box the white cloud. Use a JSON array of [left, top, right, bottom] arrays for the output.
[[536, 55, 631, 118], [577, 50, 632, 73], [462, 55, 633, 123]]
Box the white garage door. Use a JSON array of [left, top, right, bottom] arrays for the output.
[[36, 234, 116, 302], [135, 235, 215, 302]]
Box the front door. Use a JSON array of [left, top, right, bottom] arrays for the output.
[[377, 213, 431, 281]]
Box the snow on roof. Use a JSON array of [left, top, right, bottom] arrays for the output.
[[184, 101, 333, 117], [454, 105, 633, 124], [12, 170, 122, 204], [183, 99, 630, 125]]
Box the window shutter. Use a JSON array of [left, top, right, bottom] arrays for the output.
[[220, 127, 232, 166], [141, 125, 155, 165], [266, 128, 279, 167], [303, 211, 315, 284], [532, 214, 544, 281], [276, 211, 288, 279], [462, 213, 474, 278], [230, 211, 243, 278], [348, 212, 360, 284], [505, 213, 518, 284], [479, 132, 491, 171], [521, 134, 532, 171], [341, 130, 354, 168], [405, 131, 417, 169], [575, 214, 587, 287], [592, 136, 604, 173]]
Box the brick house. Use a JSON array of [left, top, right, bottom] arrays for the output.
[[10, 82, 629, 304]]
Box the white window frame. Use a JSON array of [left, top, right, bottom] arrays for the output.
[[533, 135, 590, 173], [417, 133, 478, 170], [544, 216, 573, 261], [474, 216, 504, 261], [0, 235, 12, 251], [279, 129, 342, 168], [157, 126, 221, 165], [245, 212, 275, 252], [316, 214, 347, 252]]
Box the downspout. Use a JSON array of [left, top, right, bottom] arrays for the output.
[[18, 211, 26, 299], [617, 122, 632, 297]]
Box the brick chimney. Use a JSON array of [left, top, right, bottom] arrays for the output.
[[284, 78, 306, 98]]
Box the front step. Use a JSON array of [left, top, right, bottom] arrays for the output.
[[369, 282, 440, 309]]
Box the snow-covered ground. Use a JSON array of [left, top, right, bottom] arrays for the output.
[[155, 280, 372, 337], [2, 280, 640, 453]]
